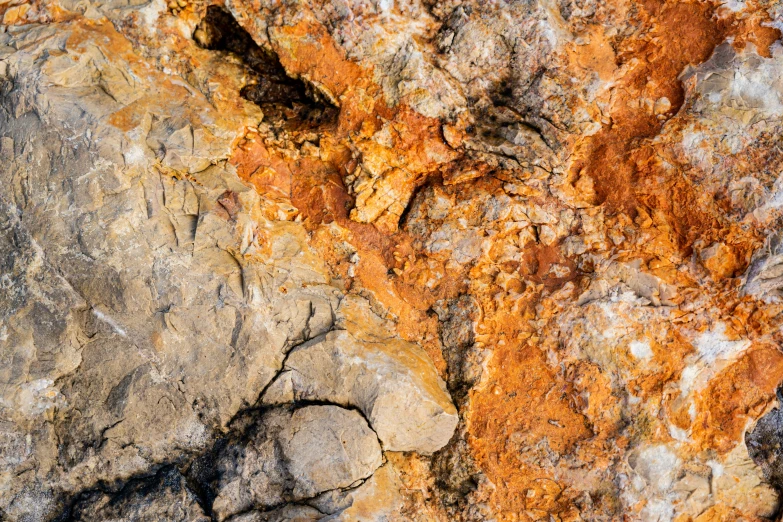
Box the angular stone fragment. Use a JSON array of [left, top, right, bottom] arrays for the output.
[[212, 406, 382, 521], [282, 406, 383, 499], [262, 330, 458, 454]]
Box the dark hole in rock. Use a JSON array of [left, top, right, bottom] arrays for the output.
[[194, 6, 337, 129], [746, 386, 783, 490]]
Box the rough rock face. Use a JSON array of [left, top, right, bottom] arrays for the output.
[[210, 406, 383, 520], [2, 0, 783, 520], [262, 330, 458, 454]]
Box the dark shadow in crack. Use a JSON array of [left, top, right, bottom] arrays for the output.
[[194, 6, 338, 132], [53, 466, 209, 522]]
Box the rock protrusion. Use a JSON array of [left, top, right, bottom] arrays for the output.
[[262, 330, 458, 454], [211, 406, 383, 521]]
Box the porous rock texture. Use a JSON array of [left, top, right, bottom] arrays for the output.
[[2, 0, 783, 520]]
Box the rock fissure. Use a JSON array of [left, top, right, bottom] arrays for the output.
[[3, 0, 783, 520]]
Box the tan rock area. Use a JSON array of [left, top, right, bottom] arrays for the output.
[[2, 0, 783, 520]]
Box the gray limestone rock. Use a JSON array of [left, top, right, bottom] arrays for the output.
[[0, 14, 374, 521]]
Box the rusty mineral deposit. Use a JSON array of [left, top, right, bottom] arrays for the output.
[[2, 0, 783, 520]]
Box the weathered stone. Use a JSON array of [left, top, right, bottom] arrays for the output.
[[68, 467, 209, 522], [3, 0, 783, 520], [211, 406, 382, 521], [263, 329, 457, 454]]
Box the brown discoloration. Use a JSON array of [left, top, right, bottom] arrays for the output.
[[216, 190, 241, 221], [271, 21, 367, 103], [223, 11, 470, 371], [520, 243, 579, 290]]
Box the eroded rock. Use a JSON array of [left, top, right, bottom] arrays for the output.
[[2, 0, 783, 520], [211, 405, 383, 521], [262, 329, 457, 454]]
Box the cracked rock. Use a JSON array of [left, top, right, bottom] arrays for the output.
[[262, 330, 458, 454], [4, 0, 783, 520], [211, 405, 383, 521]]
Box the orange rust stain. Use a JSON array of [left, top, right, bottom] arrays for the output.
[[270, 22, 366, 103], [692, 504, 763, 522], [726, 5, 782, 58], [633, 330, 695, 399], [468, 336, 594, 518], [464, 1, 783, 518], [571, 1, 729, 217], [269, 20, 459, 234], [692, 345, 783, 454], [567, 24, 618, 82], [230, 136, 294, 201], [520, 243, 578, 290], [633, 143, 764, 260]]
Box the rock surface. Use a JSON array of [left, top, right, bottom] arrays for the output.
[[211, 406, 383, 521], [1, 0, 783, 520], [262, 329, 458, 454]]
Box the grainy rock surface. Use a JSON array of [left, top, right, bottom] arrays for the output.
[[2, 0, 783, 520]]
